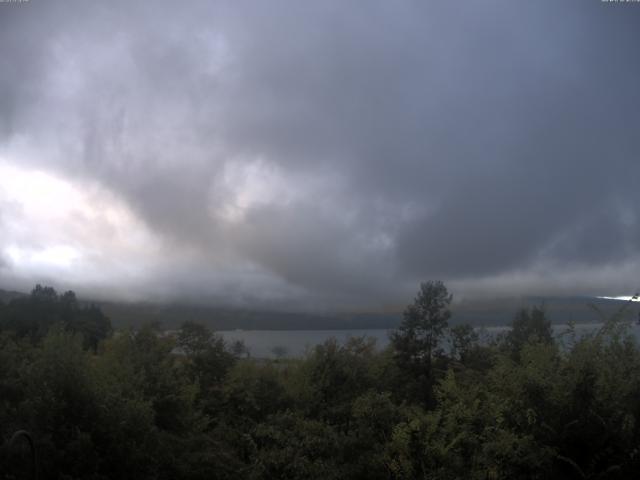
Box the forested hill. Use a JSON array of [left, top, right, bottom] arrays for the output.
[[0, 288, 26, 304], [0, 287, 633, 330], [3, 281, 640, 479], [99, 296, 629, 330]]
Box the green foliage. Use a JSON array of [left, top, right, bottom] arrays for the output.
[[3, 283, 640, 479], [505, 306, 553, 359], [0, 285, 112, 350], [177, 320, 237, 417], [390, 280, 452, 404], [298, 337, 377, 427], [223, 361, 291, 423], [178, 321, 236, 386], [449, 324, 479, 361], [392, 281, 452, 366], [251, 412, 342, 480]]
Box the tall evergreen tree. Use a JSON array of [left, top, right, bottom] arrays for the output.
[[391, 281, 452, 404]]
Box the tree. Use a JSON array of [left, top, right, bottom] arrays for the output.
[[68, 304, 112, 351], [0, 285, 111, 349], [449, 324, 479, 363], [176, 321, 235, 413], [231, 339, 250, 358], [390, 281, 452, 404], [392, 281, 452, 368], [299, 337, 376, 428], [506, 306, 552, 359], [177, 321, 215, 357], [30, 284, 58, 303]]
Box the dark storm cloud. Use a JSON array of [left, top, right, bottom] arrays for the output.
[[1, 0, 640, 307]]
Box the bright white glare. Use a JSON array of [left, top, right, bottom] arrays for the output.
[[598, 296, 640, 302], [6, 245, 80, 269], [0, 158, 163, 288], [0, 162, 86, 217], [213, 158, 292, 223]]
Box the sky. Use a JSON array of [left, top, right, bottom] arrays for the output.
[[1, 0, 640, 311]]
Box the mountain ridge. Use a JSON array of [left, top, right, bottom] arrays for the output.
[[0, 287, 636, 330]]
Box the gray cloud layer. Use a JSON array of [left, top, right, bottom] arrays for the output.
[[1, 0, 640, 309]]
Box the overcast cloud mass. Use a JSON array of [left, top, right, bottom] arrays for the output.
[[1, 0, 639, 310]]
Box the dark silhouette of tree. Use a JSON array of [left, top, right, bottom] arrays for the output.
[[176, 321, 236, 413], [449, 323, 479, 362], [0, 285, 111, 350], [506, 306, 552, 359], [70, 304, 112, 351], [3, 282, 640, 479], [231, 339, 250, 358], [177, 320, 215, 357], [30, 284, 57, 303], [390, 280, 452, 405]]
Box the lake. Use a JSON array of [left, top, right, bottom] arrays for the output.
[[218, 329, 393, 358], [218, 322, 640, 358]]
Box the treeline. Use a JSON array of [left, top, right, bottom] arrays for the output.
[[1, 282, 640, 479], [0, 285, 111, 350]]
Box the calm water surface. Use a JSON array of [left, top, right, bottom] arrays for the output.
[[219, 323, 640, 358]]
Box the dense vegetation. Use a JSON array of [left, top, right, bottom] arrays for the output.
[[1, 282, 640, 479]]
